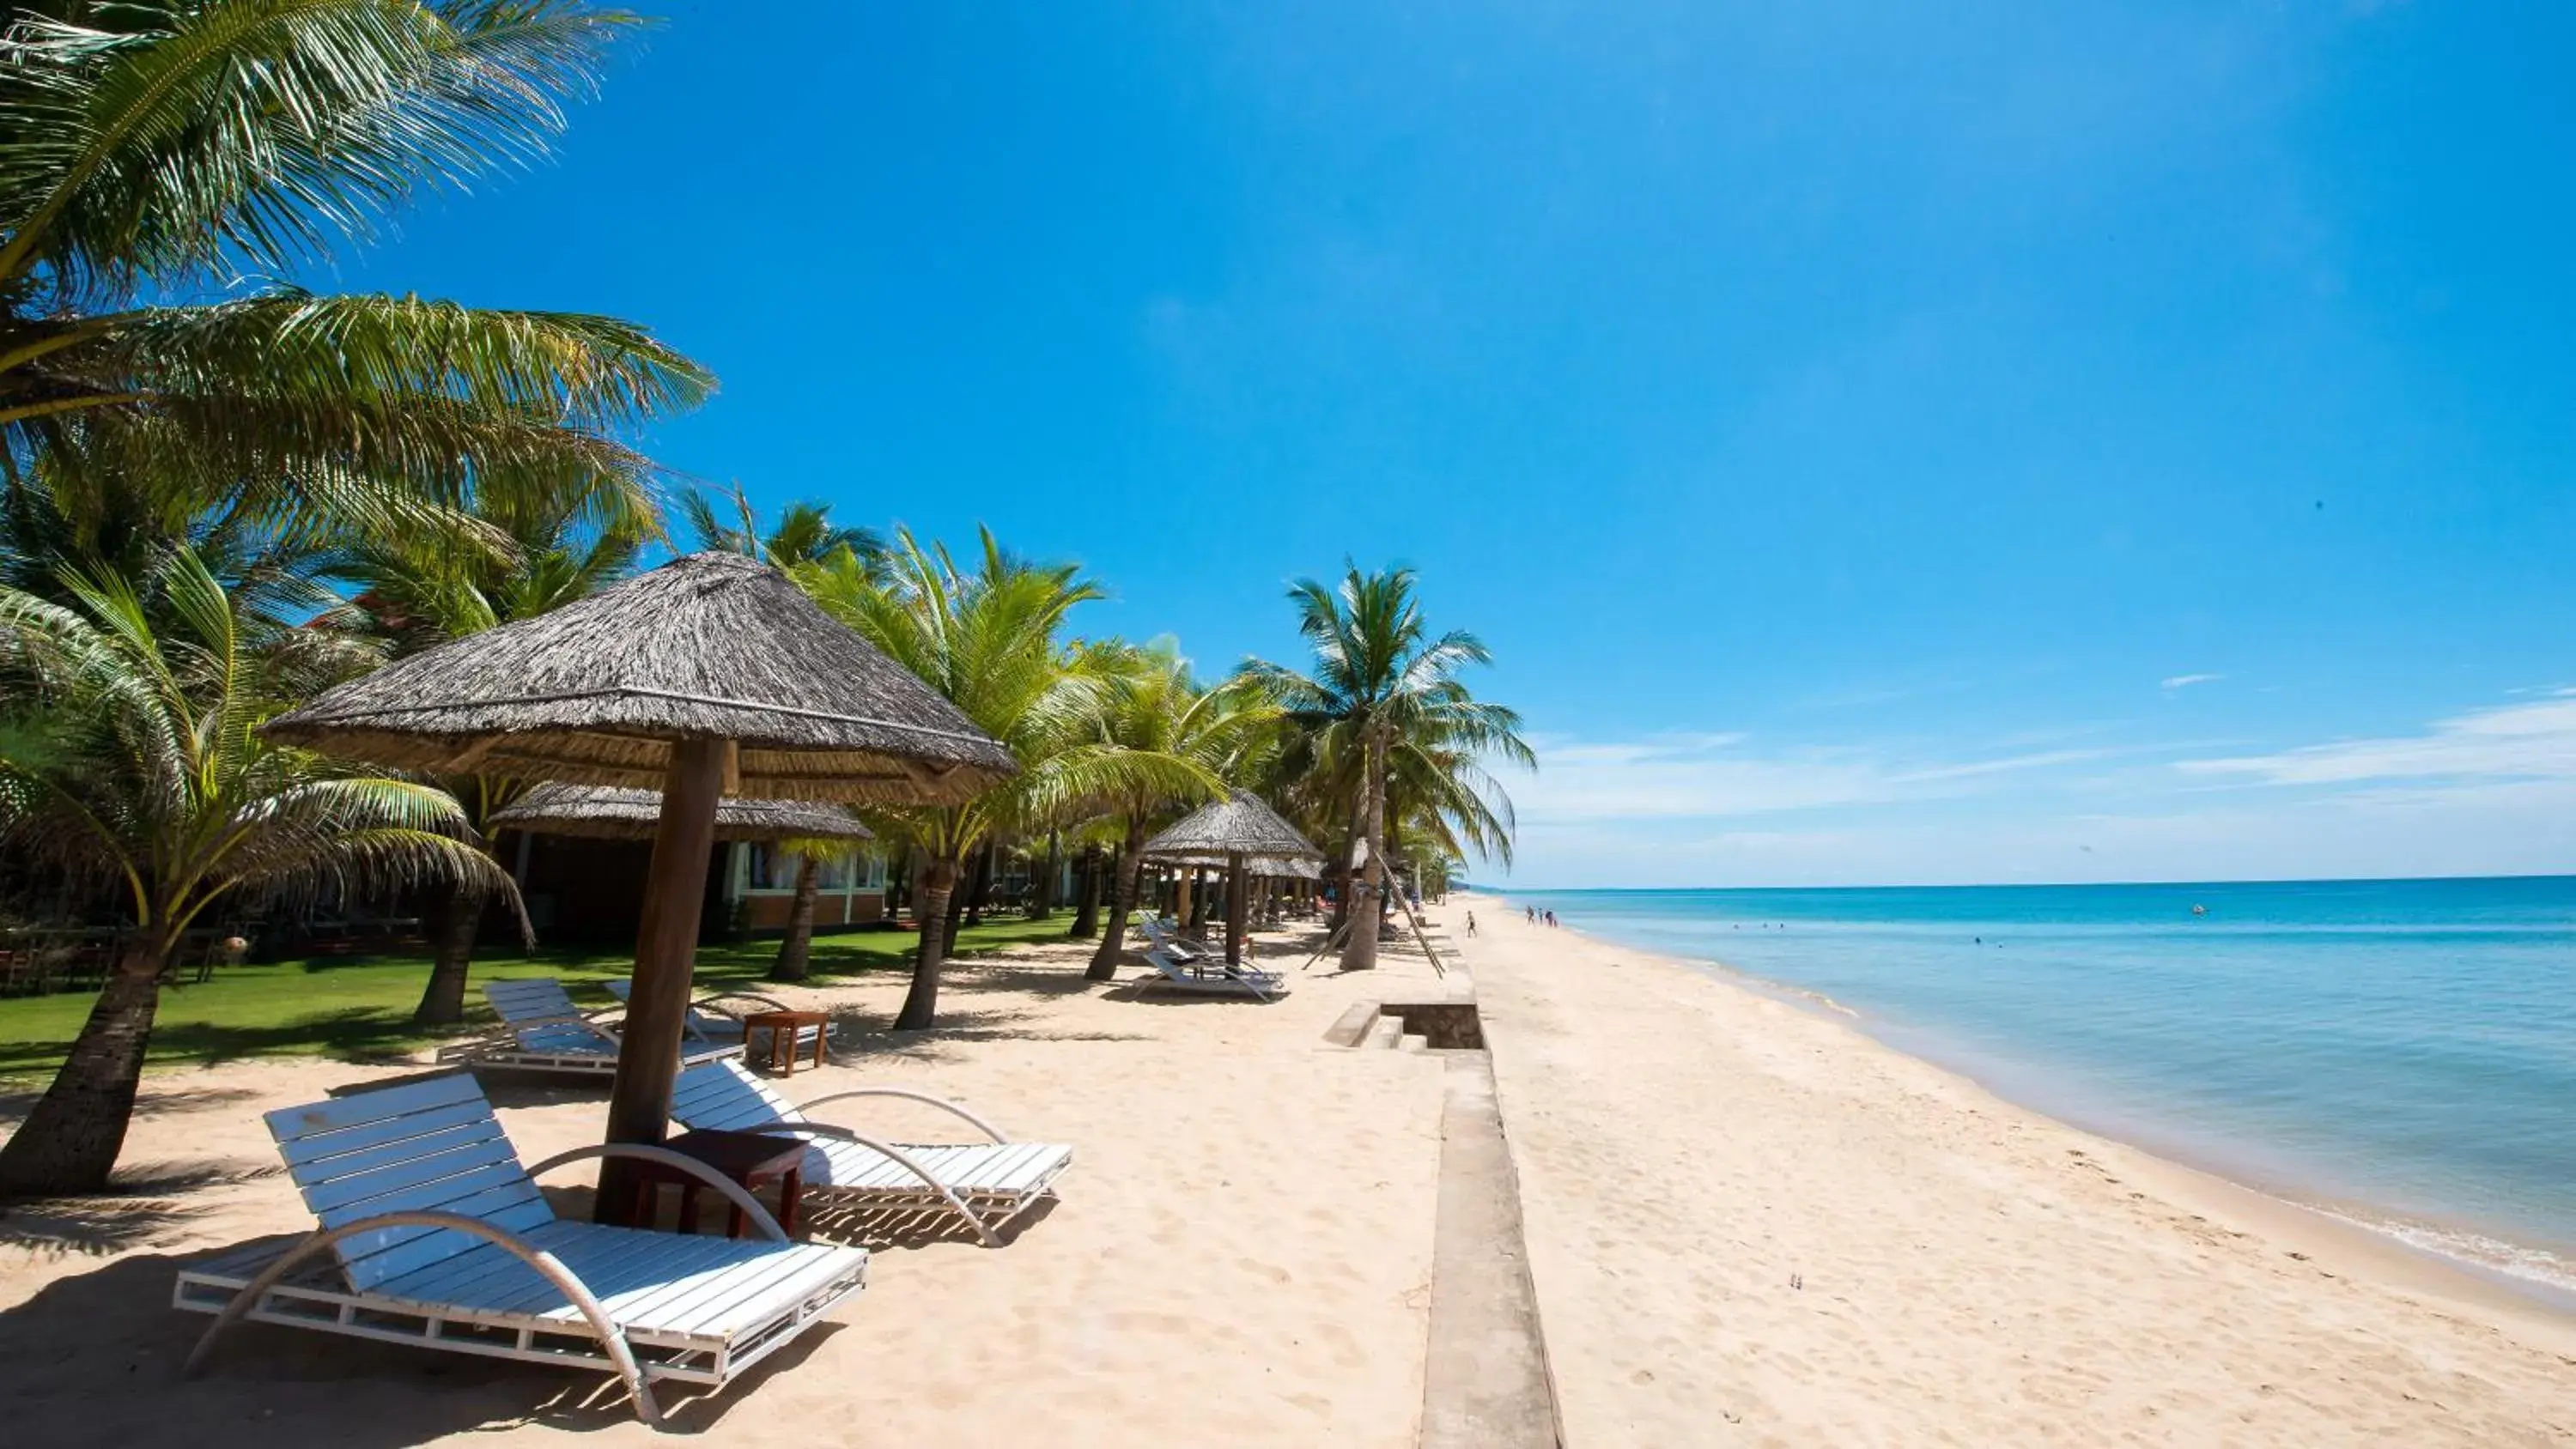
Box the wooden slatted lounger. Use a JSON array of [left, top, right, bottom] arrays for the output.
[[670, 1058, 1073, 1247], [173, 1072, 868, 1427], [439, 978, 745, 1076], [600, 978, 829, 1054]]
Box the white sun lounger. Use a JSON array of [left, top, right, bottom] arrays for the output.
[[1139, 943, 1286, 1000], [173, 1072, 868, 1427], [437, 978, 744, 1076], [670, 1058, 1072, 1247], [601, 978, 829, 1056]]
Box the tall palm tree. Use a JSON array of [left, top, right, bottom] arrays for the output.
[[0, 1, 709, 561], [1080, 644, 1279, 981], [325, 465, 656, 1022], [799, 530, 1218, 1028], [0, 548, 515, 1196], [1250, 564, 1528, 970]]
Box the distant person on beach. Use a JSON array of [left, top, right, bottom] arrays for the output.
[[1467, 912, 1478, 936], [1546, 909, 1558, 927], [1526, 906, 1535, 923]]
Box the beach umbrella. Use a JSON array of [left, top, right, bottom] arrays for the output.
[[1141, 790, 1324, 965], [488, 782, 876, 844], [265, 552, 1012, 1222]]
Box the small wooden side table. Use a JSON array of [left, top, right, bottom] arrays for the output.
[[744, 1008, 829, 1075], [635, 1128, 808, 1238]]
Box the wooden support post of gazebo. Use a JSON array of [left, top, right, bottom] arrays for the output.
[[1224, 848, 1249, 966], [598, 739, 726, 1185]]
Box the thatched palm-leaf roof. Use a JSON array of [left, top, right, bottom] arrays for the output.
[[488, 783, 874, 843], [1142, 790, 1323, 864], [265, 553, 1015, 803], [1157, 851, 1324, 880]]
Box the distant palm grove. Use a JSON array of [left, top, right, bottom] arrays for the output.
[[0, 3, 1527, 1196]]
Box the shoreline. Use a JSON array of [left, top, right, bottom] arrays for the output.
[[1490, 893, 2576, 1330], [1703, 952, 2576, 1319]]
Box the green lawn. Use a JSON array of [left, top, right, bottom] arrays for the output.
[[0, 916, 1076, 1082]]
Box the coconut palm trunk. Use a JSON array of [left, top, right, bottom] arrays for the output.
[[1340, 720, 1390, 972], [1030, 830, 1060, 919], [1087, 822, 1147, 980], [898, 857, 960, 1030], [771, 853, 822, 982], [411, 882, 484, 1025], [962, 840, 991, 928], [0, 937, 170, 1195], [1072, 843, 1103, 938]]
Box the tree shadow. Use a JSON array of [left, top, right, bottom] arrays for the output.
[[825, 1006, 1152, 1058], [120, 1008, 432, 1073], [0, 1246, 848, 1442]]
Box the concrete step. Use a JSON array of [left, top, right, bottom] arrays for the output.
[[1399, 1032, 1431, 1053], [1363, 1015, 1403, 1051]]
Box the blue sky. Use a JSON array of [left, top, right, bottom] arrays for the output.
[[329, 3, 2575, 887]]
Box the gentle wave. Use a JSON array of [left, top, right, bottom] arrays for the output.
[[2319, 1208, 2576, 1298]]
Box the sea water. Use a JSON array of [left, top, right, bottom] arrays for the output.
[[1506, 876, 2576, 1300]]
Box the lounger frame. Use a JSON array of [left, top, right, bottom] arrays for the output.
[[670, 1061, 1072, 1247], [173, 1076, 865, 1427]]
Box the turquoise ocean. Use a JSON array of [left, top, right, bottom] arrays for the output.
[[1504, 876, 2576, 1301]]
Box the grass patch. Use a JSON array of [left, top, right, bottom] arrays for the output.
[[0, 915, 1078, 1083]]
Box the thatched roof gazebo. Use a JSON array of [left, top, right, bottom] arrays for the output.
[[489, 782, 874, 844], [267, 552, 1012, 803], [1141, 790, 1323, 964], [264, 552, 1012, 1224]]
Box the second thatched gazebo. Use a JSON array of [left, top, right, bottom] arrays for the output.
[[488, 782, 875, 844], [1141, 790, 1324, 965], [265, 552, 1013, 1223]]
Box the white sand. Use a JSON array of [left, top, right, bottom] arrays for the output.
[[10, 902, 2575, 1446], [0, 932, 1448, 1445], [1451, 894, 2576, 1446]]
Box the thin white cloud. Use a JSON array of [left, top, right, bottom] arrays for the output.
[[1516, 732, 2135, 825], [2160, 672, 2225, 691], [2178, 690, 2576, 786]]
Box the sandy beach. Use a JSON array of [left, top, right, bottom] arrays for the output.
[[3, 905, 2574, 1446], [0, 931, 1449, 1446], [1461, 894, 2576, 1446]]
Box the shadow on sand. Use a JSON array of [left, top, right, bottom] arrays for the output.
[[0, 1226, 846, 1441]]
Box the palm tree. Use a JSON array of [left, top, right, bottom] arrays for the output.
[[799, 530, 1218, 1028], [683, 483, 885, 573], [0, 548, 516, 1196], [1080, 644, 1279, 981], [326, 466, 657, 1022], [0, 2, 709, 563], [1250, 564, 1528, 970]]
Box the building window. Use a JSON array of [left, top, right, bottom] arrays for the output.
[[741, 844, 881, 894], [815, 852, 852, 891]]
